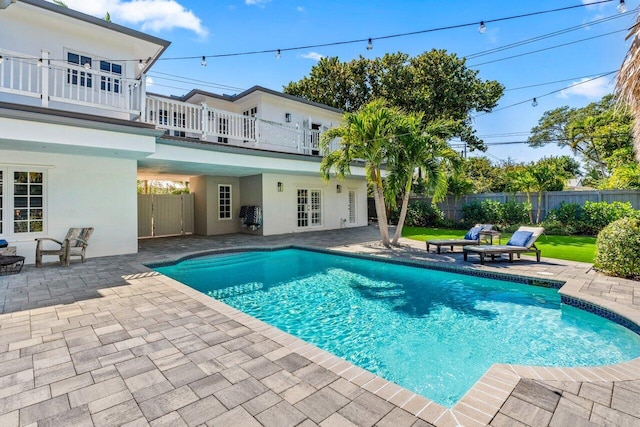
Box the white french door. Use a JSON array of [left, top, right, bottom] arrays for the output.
[[297, 189, 322, 228]]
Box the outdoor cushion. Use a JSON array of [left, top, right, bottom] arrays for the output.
[[507, 230, 533, 247], [464, 226, 483, 240]]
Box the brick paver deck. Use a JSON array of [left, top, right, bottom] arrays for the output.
[[1, 225, 639, 426]]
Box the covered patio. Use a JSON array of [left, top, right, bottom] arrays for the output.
[[0, 226, 639, 426]]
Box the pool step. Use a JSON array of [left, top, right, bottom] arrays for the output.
[[206, 281, 264, 299], [174, 252, 268, 271]]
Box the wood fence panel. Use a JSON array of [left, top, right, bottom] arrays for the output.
[[138, 195, 153, 238]]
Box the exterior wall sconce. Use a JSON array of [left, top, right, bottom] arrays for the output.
[[336, 184, 342, 193], [285, 113, 291, 123], [277, 182, 283, 192]]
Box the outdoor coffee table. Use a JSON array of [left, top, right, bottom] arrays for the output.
[[0, 255, 25, 275]]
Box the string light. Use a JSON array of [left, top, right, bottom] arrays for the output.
[[0, 55, 4, 65], [37, 59, 43, 67], [367, 38, 373, 50], [137, 59, 145, 70], [531, 98, 538, 107], [618, 0, 627, 13], [201, 56, 207, 67], [479, 21, 486, 34], [83, 62, 90, 70], [275, 49, 281, 60]]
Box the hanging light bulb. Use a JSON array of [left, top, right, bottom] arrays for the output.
[[532, 98, 538, 107], [367, 38, 373, 50], [201, 56, 207, 67], [479, 21, 486, 34], [137, 59, 145, 70], [275, 49, 281, 60], [0, 55, 4, 65], [618, 0, 627, 13], [37, 58, 43, 67], [83, 62, 91, 70]]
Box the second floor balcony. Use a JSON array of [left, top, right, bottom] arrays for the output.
[[0, 50, 338, 156]]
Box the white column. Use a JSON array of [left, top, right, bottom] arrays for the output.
[[200, 101, 207, 141], [139, 74, 147, 121], [40, 50, 49, 108]]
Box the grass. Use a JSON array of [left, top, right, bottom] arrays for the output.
[[402, 226, 597, 263]]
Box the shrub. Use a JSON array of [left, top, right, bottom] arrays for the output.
[[581, 201, 636, 235], [404, 201, 444, 227], [594, 217, 640, 279], [460, 201, 485, 227], [500, 200, 531, 227], [543, 202, 583, 235], [461, 199, 531, 229]]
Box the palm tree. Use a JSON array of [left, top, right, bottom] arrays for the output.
[[616, 14, 640, 160], [386, 116, 461, 245], [320, 99, 400, 246]]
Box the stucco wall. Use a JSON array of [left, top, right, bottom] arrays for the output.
[[261, 173, 367, 236], [0, 150, 138, 264], [191, 175, 242, 236]]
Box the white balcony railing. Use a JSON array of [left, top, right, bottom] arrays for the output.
[[145, 95, 335, 155], [0, 50, 142, 116]]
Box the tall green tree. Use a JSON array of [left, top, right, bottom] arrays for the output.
[[285, 50, 503, 151], [529, 157, 574, 223], [528, 95, 634, 185], [385, 116, 461, 245], [320, 99, 400, 246]]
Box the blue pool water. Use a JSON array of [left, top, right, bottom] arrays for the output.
[[154, 249, 640, 407]]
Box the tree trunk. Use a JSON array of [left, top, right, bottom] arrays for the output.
[[370, 170, 390, 246], [536, 192, 543, 224], [526, 192, 533, 223], [392, 177, 413, 245]]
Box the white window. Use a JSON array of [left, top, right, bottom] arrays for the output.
[[218, 185, 232, 220], [243, 106, 257, 141], [348, 190, 357, 224], [0, 169, 46, 237], [297, 189, 322, 228], [67, 52, 92, 88], [99, 60, 122, 94]]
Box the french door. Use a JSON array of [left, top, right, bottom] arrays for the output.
[[297, 189, 322, 228]]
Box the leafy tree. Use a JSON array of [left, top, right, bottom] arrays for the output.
[[320, 99, 400, 246], [463, 156, 506, 193], [504, 166, 536, 222], [529, 157, 574, 223], [385, 116, 461, 245], [528, 95, 634, 184], [285, 50, 504, 151], [445, 175, 474, 220]]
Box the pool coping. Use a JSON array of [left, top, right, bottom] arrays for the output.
[[142, 245, 640, 427]]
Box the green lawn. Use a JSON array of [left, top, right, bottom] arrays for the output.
[[402, 226, 597, 263]]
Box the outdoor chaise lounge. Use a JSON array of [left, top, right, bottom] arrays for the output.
[[463, 226, 544, 265], [35, 227, 94, 267], [426, 224, 494, 254]]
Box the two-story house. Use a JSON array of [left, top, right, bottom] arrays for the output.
[[0, 0, 368, 264]]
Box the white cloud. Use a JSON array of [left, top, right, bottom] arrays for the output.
[[301, 52, 324, 61], [558, 76, 613, 99], [581, 0, 606, 9], [245, 0, 271, 6], [49, 0, 207, 36], [146, 76, 154, 86], [296, 6, 304, 12]]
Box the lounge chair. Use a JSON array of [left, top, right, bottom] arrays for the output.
[[426, 224, 494, 254], [463, 226, 544, 265], [35, 227, 94, 267]]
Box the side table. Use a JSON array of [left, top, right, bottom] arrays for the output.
[[479, 230, 502, 245]]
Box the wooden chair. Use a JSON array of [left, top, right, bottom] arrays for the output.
[[35, 227, 94, 267]]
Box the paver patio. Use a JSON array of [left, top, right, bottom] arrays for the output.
[[1, 225, 639, 426]]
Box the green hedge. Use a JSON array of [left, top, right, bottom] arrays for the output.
[[542, 201, 639, 236], [460, 200, 530, 229]]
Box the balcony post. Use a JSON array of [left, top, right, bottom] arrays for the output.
[[40, 50, 49, 108], [200, 101, 207, 141], [254, 118, 259, 146], [139, 74, 147, 121]]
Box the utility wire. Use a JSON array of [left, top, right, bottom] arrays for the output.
[[468, 28, 628, 67]]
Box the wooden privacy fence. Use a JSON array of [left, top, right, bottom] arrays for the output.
[[138, 193, 194, 238], [370, 189, 640, 223]]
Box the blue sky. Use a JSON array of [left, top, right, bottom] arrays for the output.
[[58, 0, 638, 166]]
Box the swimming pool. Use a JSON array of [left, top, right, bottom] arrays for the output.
[[153, 248, 640, 407]]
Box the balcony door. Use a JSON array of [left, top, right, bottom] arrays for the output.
[[297, 189, 322, 228]]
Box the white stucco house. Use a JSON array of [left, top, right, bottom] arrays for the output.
[[0, 0, 368, 264]]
